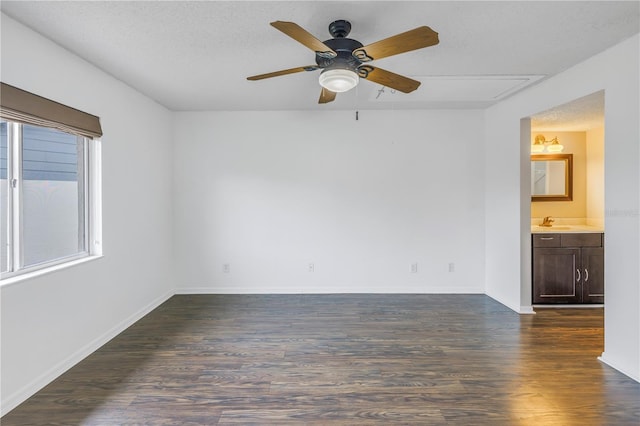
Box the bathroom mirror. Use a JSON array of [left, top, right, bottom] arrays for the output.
[[531, 154, 573, 201]]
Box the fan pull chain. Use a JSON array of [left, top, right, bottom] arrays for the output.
[[356, 82, 361, 120]]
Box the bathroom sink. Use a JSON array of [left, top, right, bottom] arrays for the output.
[[532, 225, 604, 233]]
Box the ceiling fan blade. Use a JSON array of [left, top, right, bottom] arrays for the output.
[[353, 26, 439, 62], [271, 21, 337, 58], [247, 65, 318, 81], [361, 66, 421, 93], [318, 87, 337, 104]]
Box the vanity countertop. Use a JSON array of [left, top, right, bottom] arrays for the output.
[[531, 225, 604, 234]]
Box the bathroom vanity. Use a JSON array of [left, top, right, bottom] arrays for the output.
[[531, 229, 604, 304]]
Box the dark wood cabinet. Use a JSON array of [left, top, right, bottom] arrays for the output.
[[581, 247, 604, 303], [532, 233, 604, 304], [533, 247, 581, 303]]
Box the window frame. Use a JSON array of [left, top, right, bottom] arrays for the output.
[[1, 120, 102, 281]]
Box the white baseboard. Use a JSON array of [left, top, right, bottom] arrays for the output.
[[176, 285, 484, 295], [175, 286, 303, 295], [598, 352, 640, 383], [533, 304, 604, 309], [519, 306, 536, 315], [1, 289, 174, 416], [485, 292, 521, 313], [483, 295, 535, 315]]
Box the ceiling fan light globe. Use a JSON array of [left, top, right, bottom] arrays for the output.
[[319, 69, 359, 93]]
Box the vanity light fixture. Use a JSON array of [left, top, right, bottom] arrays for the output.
[[532, 134, 564, 153], [318, 68, 359, 93]]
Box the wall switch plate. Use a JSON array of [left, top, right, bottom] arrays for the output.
[[448, 262, 455, 273], [223, 263, 230, 273], [308, 263, 314, 272], [411, 263, 418, 273]]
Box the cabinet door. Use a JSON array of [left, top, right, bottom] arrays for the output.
[[582, 247, 604, 303], [533, 248, 581, 304]]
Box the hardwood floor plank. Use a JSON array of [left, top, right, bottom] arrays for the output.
[[2, 294, 639, 425], [218, 407, 447, 424]]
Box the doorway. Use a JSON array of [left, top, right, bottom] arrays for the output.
[[523, 91, 605, 309]]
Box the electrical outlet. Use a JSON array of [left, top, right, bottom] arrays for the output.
[[308, 263, 314, 272], [411, 263, 418, 273], [448, 262, 455, 273], [223, 263, 230, 273]]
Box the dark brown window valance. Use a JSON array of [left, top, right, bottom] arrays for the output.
[[0, 82, 102, 139]]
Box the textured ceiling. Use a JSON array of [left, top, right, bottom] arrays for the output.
[[532, 91, 605, 132], [1, 1, 638, 121]]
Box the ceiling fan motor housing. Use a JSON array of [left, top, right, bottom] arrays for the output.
[[316, 37, 363, 72]]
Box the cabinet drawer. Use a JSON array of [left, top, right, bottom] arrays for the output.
[[532, 234, 561, 247], [561, 233, 602, 247]]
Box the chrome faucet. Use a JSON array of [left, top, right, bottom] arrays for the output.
[[540, 216, 555, 227]]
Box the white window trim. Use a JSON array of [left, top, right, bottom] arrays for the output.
[[0, 255, 104, 288], [88, 138, 103, 257], [7, 122, 21, 271]]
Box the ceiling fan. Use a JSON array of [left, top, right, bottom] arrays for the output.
[[247, 20, 439, 104]]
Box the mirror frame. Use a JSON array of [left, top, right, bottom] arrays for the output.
[[531, 153, 573, 202]]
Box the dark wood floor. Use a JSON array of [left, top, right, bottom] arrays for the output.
[[3, 294, 639, 425]]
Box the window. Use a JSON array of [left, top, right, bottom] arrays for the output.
[[1, 83, 102, 280]]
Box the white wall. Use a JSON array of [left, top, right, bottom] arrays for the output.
[[485, 34, 640, 380], [0, 13, 175, 413], [586, 126, 605, 228], [173, 110, 485, 294]]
